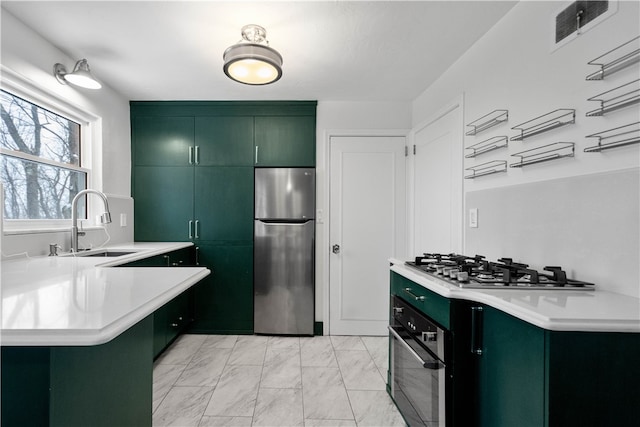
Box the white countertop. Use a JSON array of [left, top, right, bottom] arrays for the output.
[[390, 259, 640, 333], [1, 242, 211, 346]]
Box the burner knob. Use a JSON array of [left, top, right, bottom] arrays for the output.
[[393, 306, 404, 315]]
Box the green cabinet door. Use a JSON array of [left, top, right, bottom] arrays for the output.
[[254, 116, 316, 166], [133, 166, 194, 242], [153, 305, 169, 356], [476, 305, 545, 427], [194, 167, 254, 241], [195, 116, 254, 166], [165, 291, 192, 345], [132, 116, 194, 166], [191, 243, 253, 334]]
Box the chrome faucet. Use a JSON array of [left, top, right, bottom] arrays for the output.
[[71, 189, 112, 253]]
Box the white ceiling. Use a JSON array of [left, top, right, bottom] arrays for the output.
[[2, 1, 517, 102]]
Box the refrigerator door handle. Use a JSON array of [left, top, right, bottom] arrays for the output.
[[257, 219, 313, 225]]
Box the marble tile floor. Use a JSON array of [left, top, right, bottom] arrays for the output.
[[152, 334, 406, 427]]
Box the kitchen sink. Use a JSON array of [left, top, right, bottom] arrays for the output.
[[61, 249, 139, 257], [81, 250, 138, 257]]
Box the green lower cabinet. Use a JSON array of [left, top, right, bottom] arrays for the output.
[[190, 243, 253, 334], [1, 316, 153, 427], [390, 272, 450, 329], [153, 304, 170, 356], [120, 248, 196, 358], [475, 305, 545, 427], [464, 303, 640, 427], [153, 292, 193, 358], [545, 331, 640, 427]]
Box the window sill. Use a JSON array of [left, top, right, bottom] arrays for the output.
[[3, 225, 103, 236]]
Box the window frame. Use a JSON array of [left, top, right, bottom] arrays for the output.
[[1, 66, 102, 233]]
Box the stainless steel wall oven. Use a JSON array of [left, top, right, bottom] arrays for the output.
[[388, 295, 447, 427]]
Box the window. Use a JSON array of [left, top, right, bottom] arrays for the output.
[[1, 89, 88, 221]]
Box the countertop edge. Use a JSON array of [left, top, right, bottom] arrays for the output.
[[1, 268, 210, 346], [1, 242, 210, 346], [389, 261, 640, 333]]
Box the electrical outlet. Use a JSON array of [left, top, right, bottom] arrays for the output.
[[120, 213, 127, 227], [469, 208, 478, 228]]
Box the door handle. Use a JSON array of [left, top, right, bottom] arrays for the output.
[[332, 244, 340, 254], [188, 220, 193, 239], [471, 306, 484, 355], [188, 146, 194, 165], [255, 145, 259, 164], [194, 145, 200, 165], [195, 220, 200, 239]]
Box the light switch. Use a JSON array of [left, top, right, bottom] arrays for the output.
[[120, 213, 127, 227], [469, 208, 478, 228]]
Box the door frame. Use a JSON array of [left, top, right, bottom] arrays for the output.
[[407, 94, 464, 256], [321, 128, 410, 336]]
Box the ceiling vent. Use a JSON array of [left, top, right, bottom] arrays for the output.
[[552, 0, 617, 50]]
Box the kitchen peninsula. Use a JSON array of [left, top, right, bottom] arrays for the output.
[[1, 242, 210, 427]]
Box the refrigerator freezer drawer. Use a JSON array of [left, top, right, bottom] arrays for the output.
[[255, 168, 315, 220], [254, 220, 315, 335]]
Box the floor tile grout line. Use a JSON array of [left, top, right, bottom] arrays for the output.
[[331, 336, 359, 424]]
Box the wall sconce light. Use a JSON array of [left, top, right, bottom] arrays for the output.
[[54, 59, 102, 89], [223, 24, 283, 85]]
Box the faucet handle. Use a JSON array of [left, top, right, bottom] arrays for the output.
[[48, 244, 61, 257]]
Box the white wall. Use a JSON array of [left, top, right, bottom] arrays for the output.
[[412, 1, 640, 297], [1, 9, 133, 256], [315, 101, 411, 323]]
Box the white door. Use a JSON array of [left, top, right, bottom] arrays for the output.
[[329, 136, 406, 336], [411, 102, 463, 255]]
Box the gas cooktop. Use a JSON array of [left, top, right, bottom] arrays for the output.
[[405, 253, 595, 290]]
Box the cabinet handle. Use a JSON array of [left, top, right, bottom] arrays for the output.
[[471, 306, 484, 355], [403, 287, 425, 301], [163, 255, 170, 267], [195, 220, 200, 239], [195, 145, 200, 165], [255, 145, 259, 164], [188, 220, 194, 239], [195, 246, 200, 266], [189, 146, 194, 165]]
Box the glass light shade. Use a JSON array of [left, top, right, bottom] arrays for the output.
[[64, 72, 102, 89], [223, 43, 283, 85], [54, 59, 102, 89]]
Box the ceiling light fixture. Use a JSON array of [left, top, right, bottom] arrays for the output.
[[54, 59, 102, 89], [223, 24, 283, 85]]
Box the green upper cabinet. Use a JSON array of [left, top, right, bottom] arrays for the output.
[[133, 165, 194, 242], [195, 116, 254, 166], [254, 116, 316, 166], [194, 166, 254, 241], [133, 116, 194, 166]]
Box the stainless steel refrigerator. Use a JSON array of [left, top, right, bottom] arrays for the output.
[[254, 167, 315, 335]]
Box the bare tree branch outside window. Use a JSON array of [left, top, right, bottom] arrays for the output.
[[1, 90, 86, 220]]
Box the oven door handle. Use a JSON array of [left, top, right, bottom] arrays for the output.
[[388, 326, 444, 370]]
